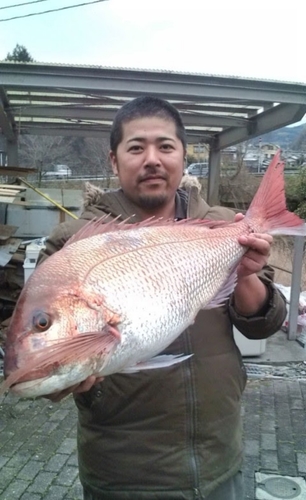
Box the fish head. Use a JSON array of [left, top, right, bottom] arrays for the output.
[[4, 292, 73, 376], [2, 270, 112, 397]]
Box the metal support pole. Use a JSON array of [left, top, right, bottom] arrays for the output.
[[288, 236, 305, 340], [7, 139, 19, 166], [207, 148, 221, 206], [0, 134, 7, 166]]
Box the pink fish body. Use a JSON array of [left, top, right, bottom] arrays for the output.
[[1, 152, 306, 397]]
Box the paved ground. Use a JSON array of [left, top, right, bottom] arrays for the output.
[[243, 377, 306, 499], [1, 375, 306, 500], [0, 393, 81, 500]]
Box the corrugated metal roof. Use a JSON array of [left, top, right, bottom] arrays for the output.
[[5, 60, 306, 86]]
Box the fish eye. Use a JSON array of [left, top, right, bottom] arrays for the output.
[[32, 311, 52, 331]]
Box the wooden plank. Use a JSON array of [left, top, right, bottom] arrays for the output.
[[0, 189, 20, 196], [0, 187, 22, 193], [0, 184, 25, 190], [0, 185, 26, 194], [0, 166, 37, 176]]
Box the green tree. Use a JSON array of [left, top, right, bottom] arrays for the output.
[[286, 167, 306, 219], [294, 167, 306, 219], [5, 44, 34, 62], [291, 125, 306, 151]]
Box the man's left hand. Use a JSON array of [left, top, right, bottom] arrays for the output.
[[237, 233, 273, 278], [233, 213, 273, 278]]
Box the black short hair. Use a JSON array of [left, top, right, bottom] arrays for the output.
[[110, 96, 187, 153]]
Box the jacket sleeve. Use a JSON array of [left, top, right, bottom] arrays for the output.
[[228, 264, 287, 340]]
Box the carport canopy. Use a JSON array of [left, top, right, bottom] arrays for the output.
[[0, 61, 306, 204], [0, 61, 305, 340]]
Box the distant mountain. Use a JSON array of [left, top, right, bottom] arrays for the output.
[[251, 123, 306, 149]]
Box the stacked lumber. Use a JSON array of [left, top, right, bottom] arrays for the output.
[[0, 184, 26, 204]]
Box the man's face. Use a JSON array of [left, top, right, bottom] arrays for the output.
[[110, 117, 185, 211]]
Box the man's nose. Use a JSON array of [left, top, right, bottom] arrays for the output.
[[144, 146, 161, 166]]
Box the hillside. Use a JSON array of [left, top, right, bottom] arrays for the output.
[[251, 123, 306, 149]]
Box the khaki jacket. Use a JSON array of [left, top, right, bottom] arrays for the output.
[[38, 185, 286, 499]]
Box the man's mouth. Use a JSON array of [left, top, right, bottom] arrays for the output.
[[140, 176, 166, 183]]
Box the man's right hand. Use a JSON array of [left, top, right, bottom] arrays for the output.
[[45, 375, 104, 403]]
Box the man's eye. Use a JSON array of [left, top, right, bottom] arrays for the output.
[[128, 145, 142, 152], [161, 144, 173, 150]]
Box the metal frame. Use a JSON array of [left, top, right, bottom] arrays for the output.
[[1, 62, 305, 201], [0, 62, 305, 340], [0, 62, 305, 151], [1, 62, 306, 203]]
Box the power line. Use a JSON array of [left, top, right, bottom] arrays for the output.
[[0, 1, 51, 11], [0, 0, 108, 22]]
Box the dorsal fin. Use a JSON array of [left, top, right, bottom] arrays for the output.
[[64, 215, 235, 248], [64, 215, 130, 247]]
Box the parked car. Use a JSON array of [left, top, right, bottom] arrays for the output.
[[187, 163, 209, 177], [44, 164, 72, 179]]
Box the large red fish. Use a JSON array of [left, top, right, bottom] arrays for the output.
[[1, 152, 305, 397]]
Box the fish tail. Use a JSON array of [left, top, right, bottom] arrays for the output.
[[246, 150, 306, 236]]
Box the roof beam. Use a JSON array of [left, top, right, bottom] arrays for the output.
[[216, 103, 306, 149], [20, 126, 111, 139], [18, 122, 215, 143], [12, 105, 248, 128], [8, 93, 123, 106], [1, 63, 306, 105], [8, 93, 263, 114]]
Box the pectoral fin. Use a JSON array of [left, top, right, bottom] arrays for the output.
[[121, 353, 193, 373], [203, 265, 238, 309]]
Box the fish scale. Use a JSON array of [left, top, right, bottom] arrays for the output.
[[60, 223, 248, 375]]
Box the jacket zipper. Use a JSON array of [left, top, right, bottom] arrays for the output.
[[182, 331, 202, 500], [185, 190, 203, 499]]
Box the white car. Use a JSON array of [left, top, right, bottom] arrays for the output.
[[44, 164, 72, 179], [187, 163, 208, 177]]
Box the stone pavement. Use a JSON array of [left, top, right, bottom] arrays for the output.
[[1, 375, 306, 499], [0, 394, 81, 500], [243, 377, 306, 499]]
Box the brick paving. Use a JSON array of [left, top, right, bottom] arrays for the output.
[[243, 378, 306, 499], [1, 378, 306, 499], [0, 394, 81, 500]]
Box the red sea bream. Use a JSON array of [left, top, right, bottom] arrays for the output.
[[1, 152, 306, 397]]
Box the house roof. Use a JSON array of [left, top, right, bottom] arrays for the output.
[[1, 62, 306, 148]]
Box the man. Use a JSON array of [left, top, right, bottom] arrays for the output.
[[38, 96, 286, 499]]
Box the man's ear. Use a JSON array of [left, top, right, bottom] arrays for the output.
[[109, 151, 118, 175]]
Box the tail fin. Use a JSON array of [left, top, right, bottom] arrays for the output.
[[246, 150, 306, 236]]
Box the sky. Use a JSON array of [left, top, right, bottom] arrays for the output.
[[0, 0, 305, 124]]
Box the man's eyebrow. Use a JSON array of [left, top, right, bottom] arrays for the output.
[[158, 136, 176, 142], [126, 136, 175, 143], [127, 137, 145, 143]]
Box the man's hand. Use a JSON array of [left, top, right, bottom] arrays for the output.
[[234, 213, 273, 278], [45, 375, 104, 403], [237, 233, 273, 278], [232, 213, 273, 316]]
